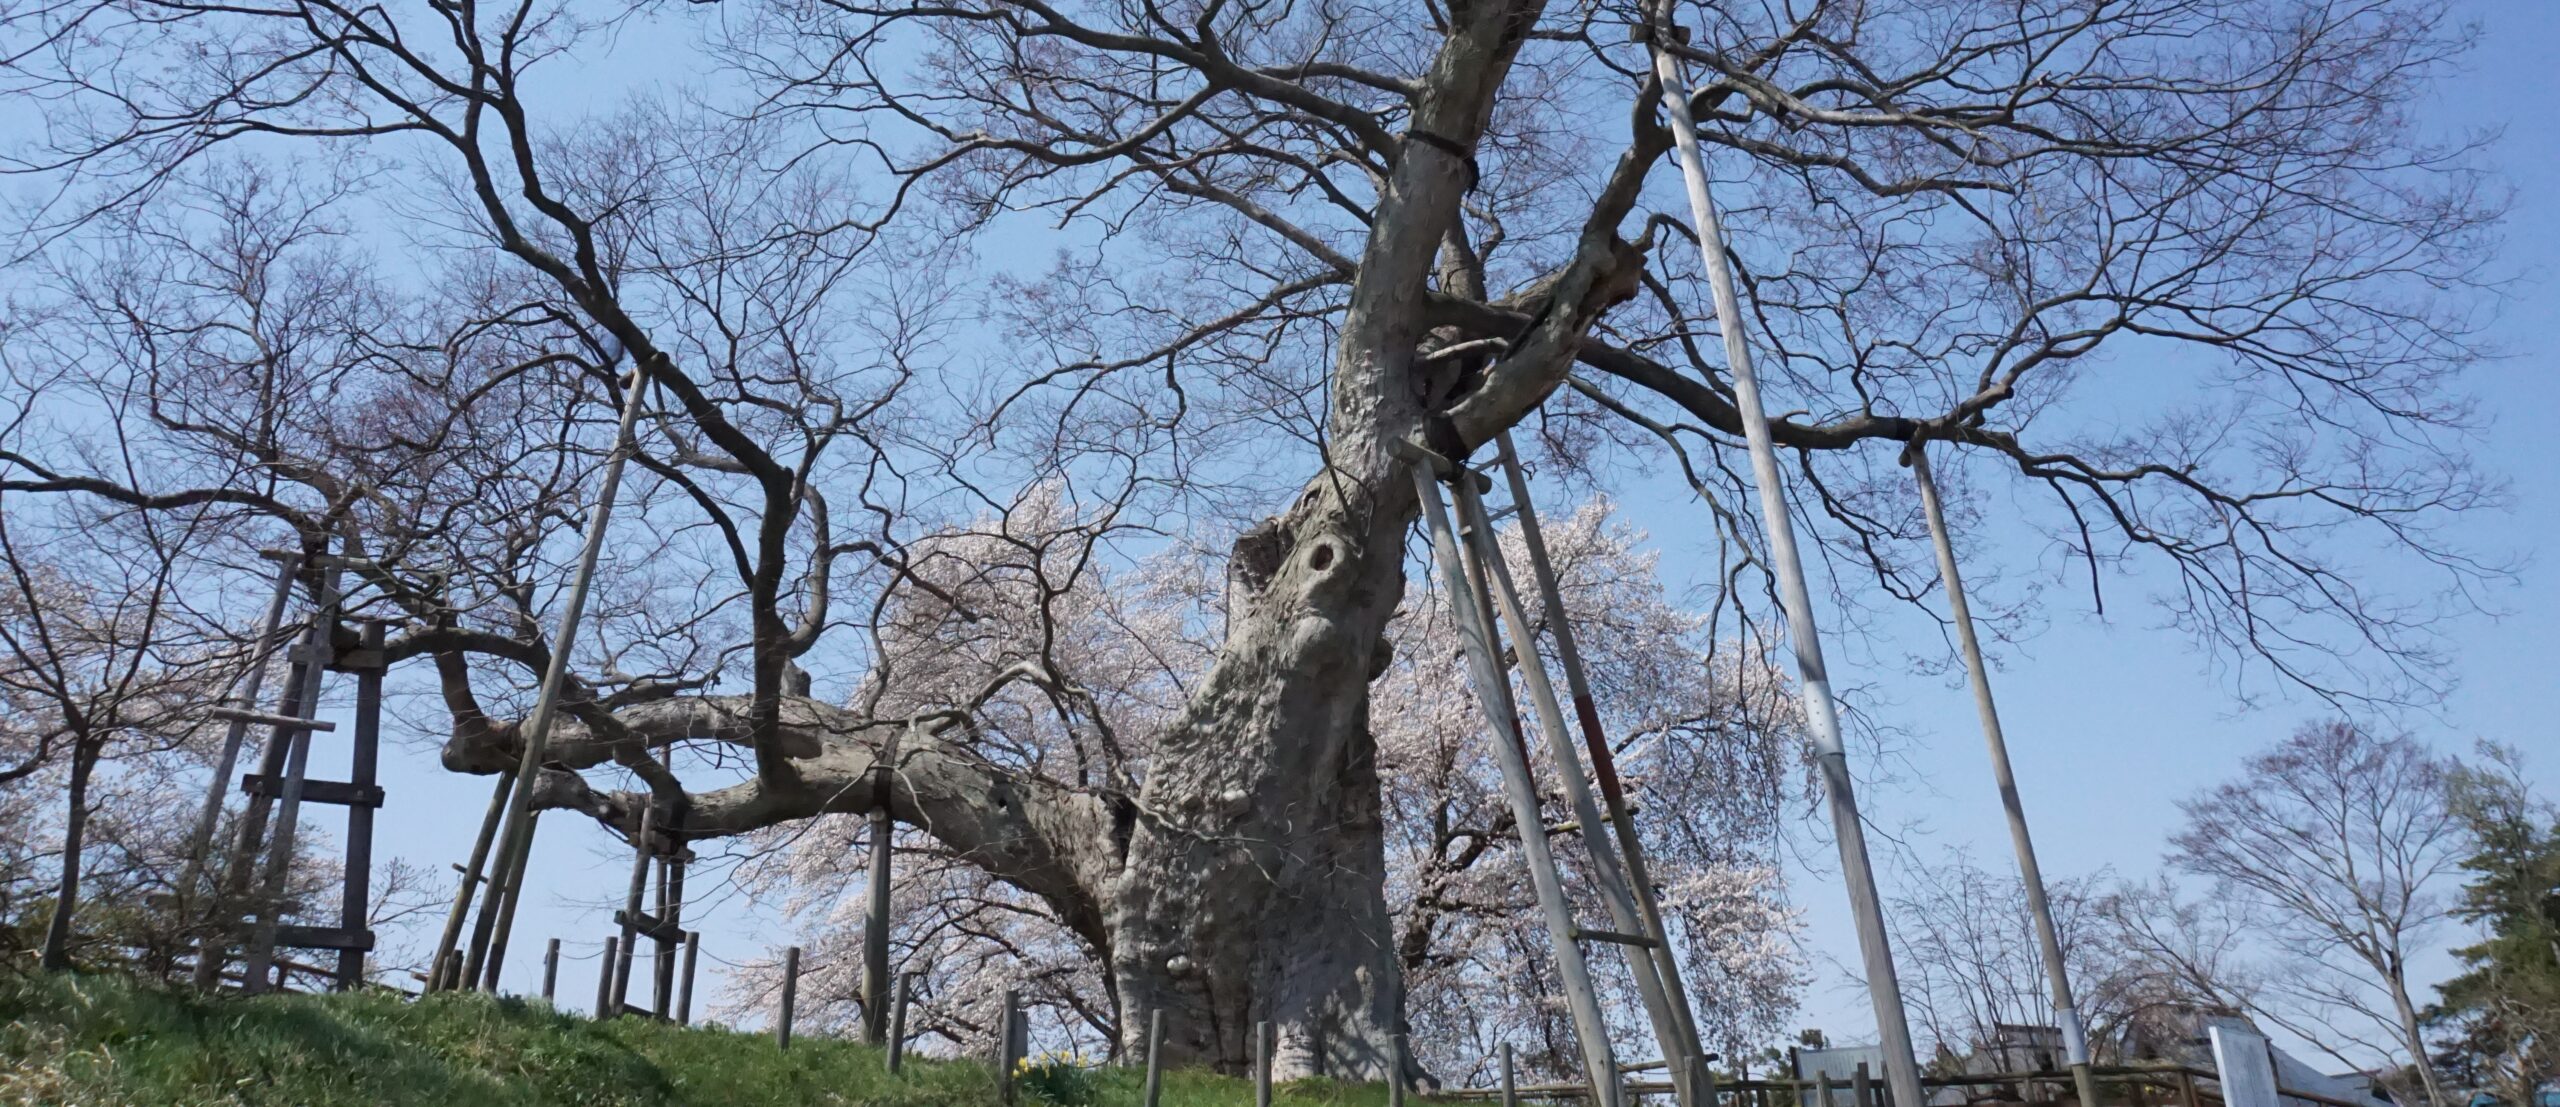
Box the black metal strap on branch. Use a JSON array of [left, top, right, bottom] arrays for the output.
[[1402, 128, 1482, 192]]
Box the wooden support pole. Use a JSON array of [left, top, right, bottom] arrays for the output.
[[611, 804, 653, 1013], [462, 798, 534, 989], [678, 931, 699, 1026], [1855, 1063, 1874, 1107], [1909, 442, 2102, 1107], [335, 621, 384, 991], [429, 769, 514, 992], [542, 938, 560, 1002], [474, 808, 542, 991], [477, 350, 651, 989], [1498, 434, 1715, 1102], [596, 936, 619, 1017], [1256, 1020, 1274, 1107], [778, 945, 802, 1049], [178, 554, 301, 964], [1817, 1071, 1835, 1107], [1142, 1008, 1165, 1107], [1411, 463, 1623, 1107], [862, 797, 893, 1044], [1503, 1043, 1519, 1107], [888, 972, 914, 1073], [1643, 22, 1925, 1107], [239, 685, 318, 994], [196, 600, 325, 992], [996, 986, 1020, 1104], [1455, 474, 1695, 1107], [653, 846, 683, 1018], [242, 570, 341, 994]]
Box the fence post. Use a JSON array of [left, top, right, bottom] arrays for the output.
[[888, 972, 914, 1073], [676, 931, 698, 1026], [1142, 1008, 1165, 1107], [1856, 1063, 1874, 1107], [1817, 1070, 1835, 1107], [1255, 1020, 1274, 1107], [777, 945, 801, 1049], [595, 936, 618, 1017], [995, 987, 1021, 1105], [1502, 1043, 1518, 1107], [541, 938, 560, 1002]]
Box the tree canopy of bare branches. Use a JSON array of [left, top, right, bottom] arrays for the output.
[[0, 0, 2506, 1082]]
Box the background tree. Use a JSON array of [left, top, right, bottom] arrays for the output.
[[0, 0, 2507, 1081], [1887, 851, 2130, 1067], [2094, 876, 2274, 1059], [2427, 743, 2560, 1107], [2169, 722, 2465, 1106], [0, 497, 224, 970]]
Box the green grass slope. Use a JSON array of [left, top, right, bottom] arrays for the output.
[[0, 972, 1435, 1106]]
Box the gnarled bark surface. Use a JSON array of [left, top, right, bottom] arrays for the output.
[[426, 0, 1658, 1076]]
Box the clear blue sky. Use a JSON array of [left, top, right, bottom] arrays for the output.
[[291, 0, 2560, 1052]]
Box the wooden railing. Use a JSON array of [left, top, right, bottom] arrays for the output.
[[1438, 1061, 2376, 1107]]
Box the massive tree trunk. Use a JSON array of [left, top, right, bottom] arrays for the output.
[[425, 0, 1679, 1082], [1108, 468, 1420, 1079]]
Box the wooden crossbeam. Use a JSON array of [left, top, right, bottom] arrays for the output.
[[327, 648, 387, 672], [240, 774, 384, 808], [614, 908, 683, 946], [273, 924, 375, 952], [208, 706, 335, 732], [1573, 927, 1661, 949]]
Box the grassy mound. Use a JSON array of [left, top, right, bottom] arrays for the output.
[[0, 971, 1424, 1106]]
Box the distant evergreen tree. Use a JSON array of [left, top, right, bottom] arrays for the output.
[[2428, 745, 2560, 1107]]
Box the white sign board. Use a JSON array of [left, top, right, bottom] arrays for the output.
[[2209, 1023, 2284, 1107], [1795, 1045, 1891, 1082]]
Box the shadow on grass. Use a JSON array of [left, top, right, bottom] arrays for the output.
[[0, 969, 1428, 1106]]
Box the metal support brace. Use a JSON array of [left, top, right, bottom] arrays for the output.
[[1409, 455, 1623, 1107], [1644, 13, 1926, 1107], [1494, 430, 1711, 1098], [1453, 470, 1702, 1107], [1909, 441, 2100, 1107]]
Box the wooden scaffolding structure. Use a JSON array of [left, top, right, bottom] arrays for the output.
[[182, 547, 388, 993], [607, 801, 690, 1019]]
